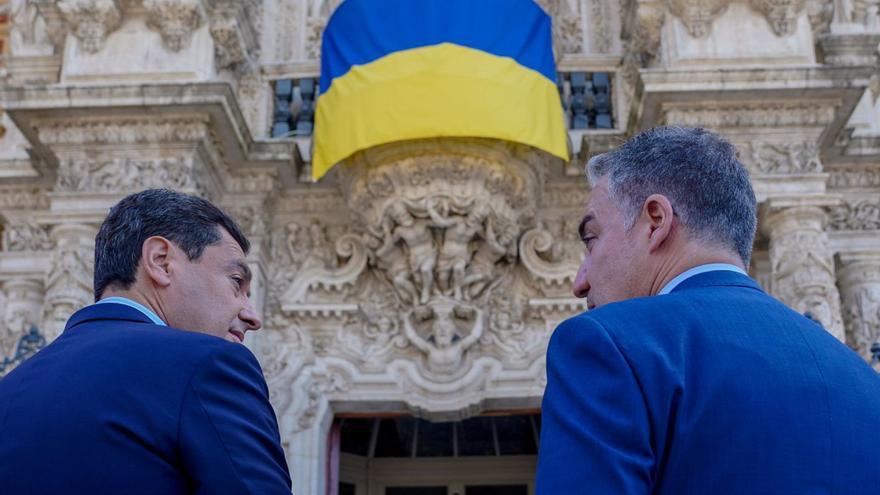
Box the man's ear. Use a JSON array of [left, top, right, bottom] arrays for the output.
[[642, 194, 675, 253], [141, 236, 174, 288]]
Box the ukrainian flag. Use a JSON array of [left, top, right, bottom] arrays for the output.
[[312, 0, 569, 180]]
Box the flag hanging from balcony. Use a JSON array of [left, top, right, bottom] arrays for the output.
[[311, 0, 569, 180]]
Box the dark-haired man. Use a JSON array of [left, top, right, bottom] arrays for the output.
[[536, 127, 880, 494], [0, 189, 292, 494]]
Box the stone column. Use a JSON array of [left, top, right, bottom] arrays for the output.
[[764, 206, 846, 341], [837, 252, 880, 360], [1, 278, 45, 359], [42, 223, 96, 342]]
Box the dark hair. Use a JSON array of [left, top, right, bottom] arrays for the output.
[[587, 126, 757, 265], [93, 189, 249, 301]]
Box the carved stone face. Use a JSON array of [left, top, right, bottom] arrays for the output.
[[433, 314, 457, 348]]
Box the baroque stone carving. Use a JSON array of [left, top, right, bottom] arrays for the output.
[[57, 0, 122, 53], [829, 199, 880, 230], [56, 156, 209, 195], [589, 0, 614, 53], [740, 141, 823, 175], [621, 0, 666, 86], [42, 224, 95, 342], [35, 117, 210, 145], [143, 0, 205, 52], [828, 166, 880, 188], [0, 188, 50, 210], [748, 0, 808, 36], [663, 103, 837, 128], [667, 0, 731, 38], [838, 255, 880, 360], [304, 0, 343, 59], [766, 206, 846, 340], [0, 279, 44, 362], [3, 223, 55, 251], [403, 300, 484, 374], [9, 0, 55, 56]]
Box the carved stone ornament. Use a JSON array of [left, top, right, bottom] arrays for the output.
[[667, 0, 732, 38], [207, 0, 258, 69], [42, 224, 96, 342], [0, 188, 51, 210], [663, 103, 837, 128], [829, 199, 880, 230], [143, 0, 205, 52], [837, 254, 880, 360], [0, 279, 44, 365], [56, 0, 122, 53], [3, 222, 55, 251], [748, 0, 808, 36], [9, 0, 55, 56], [621, 0, 667, 86], [35, 117, 210, 145], [766, 206, 846, 340], [56, 156, 209, 195], [740, 141, 823, 175]]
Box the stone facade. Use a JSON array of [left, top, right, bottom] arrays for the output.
[[0, 1, 878, 493]]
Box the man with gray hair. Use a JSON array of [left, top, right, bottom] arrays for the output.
[[536, 127, 880, 493]]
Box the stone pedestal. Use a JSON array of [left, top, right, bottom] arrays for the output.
[[764, 205, 846, 340], [837, 251, 880, 359]]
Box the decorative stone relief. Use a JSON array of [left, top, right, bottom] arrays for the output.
[[748, 0, 808, 36], [663, 103, 837, 128], [829, 199, 880, 230], [0, 188, 51, 210], [828, 166, 880, 188], [304, 0, 342, 60], [740, 141, 823, 175], [3, 222, 55, 251], [620, 0, 666, 86], [143, 0, 205, 52], [765, 206, 846, 340], [9, 0, 55, 56], [56, 156, 209, 195], [42, 224, 96, 342], [837, 253, 880, 360], [207, 0, 259, 70], [261, 317, 315, 435], [538, 0, 586, 55], [35, 117, 210, 145], [667, 0, 732, 38], [57, 0, 122, 53], [294, 368, 349, 432], [0, 279, 44, 363], [589, 0, 614, 53]]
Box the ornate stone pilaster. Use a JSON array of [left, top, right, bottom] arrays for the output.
[[56, 0, 123, 53], [206, 0, 259, 70], [764, 205, 846, 340], [42, 223, 96, 342], [0, 278, 45, 362], [837, 251, 880, 359]]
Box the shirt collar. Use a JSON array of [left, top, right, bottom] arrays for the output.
[[96, 296, 166, 326], [658, 263, 748, 295]]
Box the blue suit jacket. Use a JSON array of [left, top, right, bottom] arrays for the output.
[[536, 271, 880, 494], [0, 303, 291, 494]]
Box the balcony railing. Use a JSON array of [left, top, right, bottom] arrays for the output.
[[270, 71, 615, 139]]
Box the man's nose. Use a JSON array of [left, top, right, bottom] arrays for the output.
[[240, 298, 263, 331], [572, 261, 590, 298]]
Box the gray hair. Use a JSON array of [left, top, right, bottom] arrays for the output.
[[586, 126, 757, 265]]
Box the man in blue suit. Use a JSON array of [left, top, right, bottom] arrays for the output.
[[536, 127, 880, 493], [0, 189, 292, 494]]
